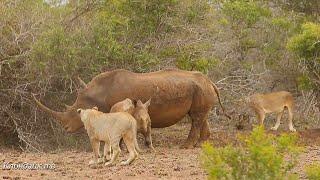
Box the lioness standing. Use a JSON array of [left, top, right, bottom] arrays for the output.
[[77, 107, 140, 166], [246, 91, 296, 132]]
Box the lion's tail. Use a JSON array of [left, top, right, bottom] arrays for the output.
[[211, 82, 231, 119]]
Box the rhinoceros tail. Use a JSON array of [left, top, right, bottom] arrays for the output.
[[211, 82, 231, 119]]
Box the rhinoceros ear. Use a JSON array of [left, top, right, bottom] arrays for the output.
[[77, 109, 82, 114]]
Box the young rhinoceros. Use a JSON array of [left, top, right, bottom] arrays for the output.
[[110, 98, 154, 151]]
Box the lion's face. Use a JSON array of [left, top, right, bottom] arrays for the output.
[[77, 107, 99, 123], [133, 99, 151, 133]]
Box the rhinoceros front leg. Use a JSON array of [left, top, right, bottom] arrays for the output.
[[181, 111, 208, 149]]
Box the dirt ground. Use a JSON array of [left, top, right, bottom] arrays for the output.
[[1, 121, 320, 179]]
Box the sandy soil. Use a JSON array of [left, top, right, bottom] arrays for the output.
[[1, 122, 320, 179]]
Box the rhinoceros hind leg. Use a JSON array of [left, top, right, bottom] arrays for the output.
[[181, 111, 208, 149], [199, 119, 210, 143]]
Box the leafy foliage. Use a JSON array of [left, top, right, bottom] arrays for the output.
[[287, 22, 320, 60], [306, 163, 320, 180], [275, 0, 320, 17], [216, 0, 272, 63], [28, 0, 216, 76], [222, 0, 271, 27], [271, 17, 292, 30], [201, 126, 301, 180], [297, 74, 314, 90], [287, 22, 320, 91], [176, 56, 219, 74]]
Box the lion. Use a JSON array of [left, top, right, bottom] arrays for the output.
[[77, 107, 141, 166], [110, 98, 135, 114], [110, 98, 154, 151], [236, 91, 296, 132]]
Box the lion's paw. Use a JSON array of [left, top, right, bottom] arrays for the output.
[[289, 128, 296, 132], [270, 127, 278, 131], [97, 158, 104, 164], [88, 159, 97, 166], [104, 162, 115, 167], [120, 161, 129, 166]]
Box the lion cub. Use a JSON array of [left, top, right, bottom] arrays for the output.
[[242, 91, 296, 132], [77, 107, 140, 166], [110, 98, 154, 151]]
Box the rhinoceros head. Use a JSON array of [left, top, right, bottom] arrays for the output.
[[32, 77, 93, 132]]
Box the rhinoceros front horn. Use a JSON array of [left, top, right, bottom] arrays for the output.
[[32, 94, 65, 122]]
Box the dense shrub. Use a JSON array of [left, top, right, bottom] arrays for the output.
[[287, 22, 320, 60], [29, 0, 216, 77], [306, 163, 320, 180], [222, 0, 271, 27], [201, 126, 301, 180], [287, 22, 320, 93], [275, 0, 320, 17]]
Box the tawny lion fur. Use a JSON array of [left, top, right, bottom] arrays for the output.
[[240, 91, 296, 132], [110, 98, 154, 150], [77, 107, 141, 166]]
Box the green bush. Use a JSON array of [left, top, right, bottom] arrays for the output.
[[287, 22, 320, 93], [201, 126, 301, 180], [275, 0, 320, 17], [31, 26, 78, 77], [287, 22, 320, 60], [306, 163, 320, 180], [184, 0, 210, 23], [297, 74, 314, 90], [176, 56, 219, 74], [222, 0, 271, 26], [271, 17, 292, 30], [29, 0, 215, 77]]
